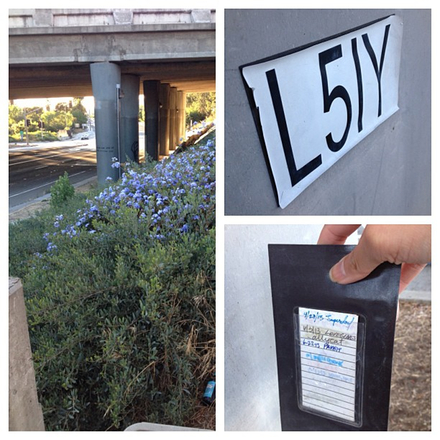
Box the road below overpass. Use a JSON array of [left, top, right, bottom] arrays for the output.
[[9, 133, 147, 209], [9, 140, 98, 209]]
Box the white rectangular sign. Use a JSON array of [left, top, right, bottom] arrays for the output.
[[241, 15, 403, 209]]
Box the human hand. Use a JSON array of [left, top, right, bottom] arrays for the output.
[[317, 225, 431, 293]]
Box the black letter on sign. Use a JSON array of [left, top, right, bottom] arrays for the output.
[[362, 24, 391, 117], [266, 69, 322, 187], [351, 37, 364, 133], [319, 44, 353, 152]]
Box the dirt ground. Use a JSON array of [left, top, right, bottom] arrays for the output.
[[388, 301, 431, 431]]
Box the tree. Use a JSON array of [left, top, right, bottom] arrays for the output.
[[24, 106, 44, 121], [72, 97, 87, 114], [9, 104, 22, 124], [24, 107, 44, 130], [71, 108, 88, 127], [139, 105, 145, 122], [9, 105, 22, 133], [9, 104, 23, 135], [70, 98, 89, 128], [42, 111, 73, 132], [55, 102, 71, 113], [185, 92, 216, 125]]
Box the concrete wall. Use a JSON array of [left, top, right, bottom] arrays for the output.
[[9, 9, 216, 28], [9, 278, 45, 431], [225, 9, 431, 215], [224, 225, 431, 430]]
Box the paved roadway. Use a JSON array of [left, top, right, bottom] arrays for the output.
[[9, 138, 97, 209], [9, 132, 146, 209]]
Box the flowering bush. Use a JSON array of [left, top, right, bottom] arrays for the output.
[[12, 135, 215, 430], [45, 138, 215, 249]]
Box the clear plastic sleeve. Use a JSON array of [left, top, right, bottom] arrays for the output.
[[293, 307, 366, 427]]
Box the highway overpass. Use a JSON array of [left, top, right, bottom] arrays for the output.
[[9, 9, 216, 184]]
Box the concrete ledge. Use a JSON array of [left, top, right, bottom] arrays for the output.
[[125, 422, 210, 431], [9, 22, 216, 36], [400, 290, 431, 302], [9, 278, 45, 431]]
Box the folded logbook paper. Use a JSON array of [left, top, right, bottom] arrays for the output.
[[268, 244, 400, 430]]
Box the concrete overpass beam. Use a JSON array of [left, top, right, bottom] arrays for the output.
[[120, 74, 140, 163], [159, 83, 170, 157], [90, 62, 121, 184], [143, 80, 160, 161]]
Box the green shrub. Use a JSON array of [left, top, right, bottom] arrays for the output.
[[9, 192, 90, 280], [9, 131, 59, 143], [9, 216, 48, 280], [50, 172, 75, 208], [10, 136, 216, 431]]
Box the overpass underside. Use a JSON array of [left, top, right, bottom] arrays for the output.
[[9, 61, 215, 98], [9, 11, 215, 184]]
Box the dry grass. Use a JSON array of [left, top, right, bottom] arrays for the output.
[[188, 403, 216, 431], [388, 301, 431, 431]]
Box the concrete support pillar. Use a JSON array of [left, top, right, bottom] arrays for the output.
[[180, 91, 187, 141], [143, 80, 160, 161], [120, 74, 140, 163], [159, 83, 170, 157], [169, 87, 177, 151], [9, 278, 45, 431], [176, 91, 184, 146], [90, 62, 121, 184]]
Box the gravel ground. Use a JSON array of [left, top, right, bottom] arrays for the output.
[[388, 301, 431, 431]]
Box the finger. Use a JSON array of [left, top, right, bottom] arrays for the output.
[[399, 263, 427, 294], [329, 237, 383, 284], [317, 224, 362, 245]]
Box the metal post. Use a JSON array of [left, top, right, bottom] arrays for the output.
[[23, 110, 29, 146], [116, 83, 122, 179]]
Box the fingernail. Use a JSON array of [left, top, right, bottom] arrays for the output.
[[330, 258, 346, 283]]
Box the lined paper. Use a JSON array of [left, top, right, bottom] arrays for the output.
[[298, 307, 359, 423]]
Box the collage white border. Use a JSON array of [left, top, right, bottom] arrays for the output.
[[3, 0, 437, 437]]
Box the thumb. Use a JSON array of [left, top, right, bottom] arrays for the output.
[[399, 262, 426, 294], [329, 244, 382, 285]]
